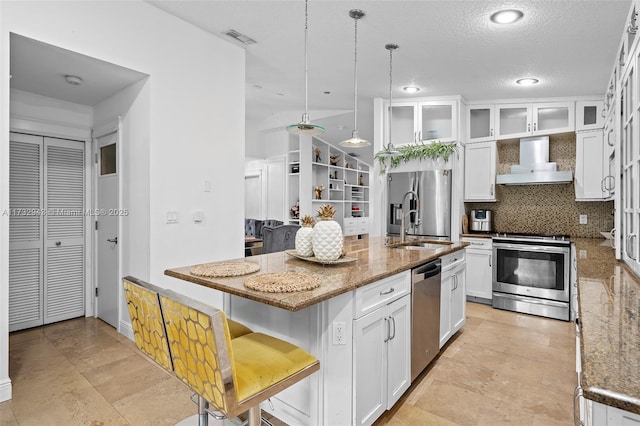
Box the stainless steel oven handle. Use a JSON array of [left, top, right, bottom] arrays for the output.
[[494, 242, 570, 254]]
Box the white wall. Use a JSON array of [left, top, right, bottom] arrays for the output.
[[0, 0, 245, 402]]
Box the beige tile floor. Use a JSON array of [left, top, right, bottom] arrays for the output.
[[0, 302, 575, 426]]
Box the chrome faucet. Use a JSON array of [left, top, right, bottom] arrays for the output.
[[400, 190, 420, 243]]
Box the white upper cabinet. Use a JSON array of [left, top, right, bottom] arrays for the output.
[[576, 101, 605, 131], [575, 130, 605, 200], [386, 101, 419, 146], [464, 141, 497, 201], [466, 105, 495, 143], [495, 102, 575, 139], [420, 101, 457, 143], [385, 99, 458, 146]]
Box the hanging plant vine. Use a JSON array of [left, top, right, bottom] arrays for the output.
[[374, 141, 459, 173]]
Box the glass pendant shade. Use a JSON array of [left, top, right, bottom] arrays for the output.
[[287, 113, 326, 136], [286, 0, 324, 136], [340, 130, 370, 148], [341, 9, 370, 148]]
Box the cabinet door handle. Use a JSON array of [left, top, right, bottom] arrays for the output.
[[534, 122, 537, 131], [601, 178, 605, 192], [380, 287, 395, 296], [489, 254, 492, 267], [528, 123, 531, 132], [490, 184, 494, 196], [389, 316, 396, 340], [418, 130, 422, 141], [414, 131, 417, 143], [490, 128, 494, 136], [384, 317, 390, 343], [573, 385, 585, 426]]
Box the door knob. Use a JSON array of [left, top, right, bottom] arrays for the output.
[[107, 237, 118, 244]]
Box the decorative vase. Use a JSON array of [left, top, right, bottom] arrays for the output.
[[312, 205, 343, 262], [295, 215, 314, 256]]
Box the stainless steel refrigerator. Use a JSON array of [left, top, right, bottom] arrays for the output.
[[387, 170, 452, 238]]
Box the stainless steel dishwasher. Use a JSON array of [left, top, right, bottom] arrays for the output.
[[411, 258, 442, 381]]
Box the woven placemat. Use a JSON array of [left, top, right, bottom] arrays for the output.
[[243, 272, 320, 293], [190, 262, 260, 278]]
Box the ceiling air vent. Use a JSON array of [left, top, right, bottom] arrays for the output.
[[223, 29, 257, 45]]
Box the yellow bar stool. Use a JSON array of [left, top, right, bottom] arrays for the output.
[[159, 288, 320, 426], [123, 276, 175, 372]]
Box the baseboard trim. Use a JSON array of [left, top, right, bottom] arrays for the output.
[[119, 320, 134, 341], [0, 378, 12, 402]]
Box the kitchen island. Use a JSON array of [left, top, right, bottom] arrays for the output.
[[574, 238, 640, 422], [165, 236, 468, 426]]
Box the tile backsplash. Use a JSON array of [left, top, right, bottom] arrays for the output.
[[466, 133, 614, 238]]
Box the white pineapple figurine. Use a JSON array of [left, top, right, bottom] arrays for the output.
[[312, 204, 343, 262], [295, 215, 315, 257]]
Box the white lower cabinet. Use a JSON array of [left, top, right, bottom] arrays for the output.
[[353, 274, 411, 426], [439, 251, 466, 348], [462, 238, 493, 301], [581, 400, 640, 425]]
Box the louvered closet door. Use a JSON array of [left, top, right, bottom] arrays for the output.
[[9, 133, 44, 332], [44, 137, 85, 324]]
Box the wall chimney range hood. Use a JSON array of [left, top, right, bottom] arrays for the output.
[[496, 136, 573, 185]]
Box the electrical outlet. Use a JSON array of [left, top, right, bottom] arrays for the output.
[[579, 249, 588, 259], [332, 321, 346, 345], [579, 214, 588, 225]]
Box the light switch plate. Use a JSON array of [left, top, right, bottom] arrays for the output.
[[579, 214, 588, 225], [167, 210, 178, 224]]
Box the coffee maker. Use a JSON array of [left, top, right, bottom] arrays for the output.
[[470, 209, 493, 232]]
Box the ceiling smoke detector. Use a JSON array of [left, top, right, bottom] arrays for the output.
[[223, 29, 257, 45], [64, 75, 83, 86]]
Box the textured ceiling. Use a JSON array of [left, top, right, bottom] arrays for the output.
[[148, 0, 631, 162], [8, 1, 632, 165]]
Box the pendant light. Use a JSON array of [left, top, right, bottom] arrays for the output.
[[377, 43, 401, 157], [286, 0, 325, 136], [340, 9, 370, 148]]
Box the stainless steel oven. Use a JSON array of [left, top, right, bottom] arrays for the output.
[[492, 235, 571, 321]]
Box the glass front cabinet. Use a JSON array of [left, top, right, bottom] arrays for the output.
[[466, 105, 495, 143], [495, 102, 575, 139], [384, 99, 458, 146]]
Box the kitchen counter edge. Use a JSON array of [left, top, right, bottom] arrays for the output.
[[575, 238, 640, 415], [164, 237, 469, 312]]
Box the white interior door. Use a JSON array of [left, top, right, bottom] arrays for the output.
[[244, 171, 262, 219], [43, 137, 85, 324], [266, 157, 285, 221], [96, 132, 119, 327], [8, 133, 43, 332]]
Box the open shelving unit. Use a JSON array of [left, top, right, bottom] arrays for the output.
[[287, 135, 371, 235]]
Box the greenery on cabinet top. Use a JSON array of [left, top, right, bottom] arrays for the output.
[[375, 140, 459, 172]]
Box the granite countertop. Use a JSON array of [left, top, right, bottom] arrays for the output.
[[575, 238, 640, 415], [165, 236, 468, 312]]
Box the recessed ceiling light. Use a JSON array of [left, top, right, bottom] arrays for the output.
[[324, 91, 331, 94], [516, 78, 539, 86], [490, 9, 524, 24], [64, 75, 83, 86], [403, 86, 421, 93]]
